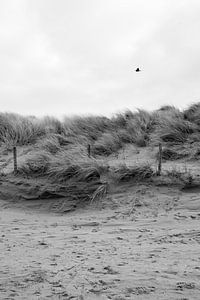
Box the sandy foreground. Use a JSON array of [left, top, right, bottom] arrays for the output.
[[0, 178, 200, 300]]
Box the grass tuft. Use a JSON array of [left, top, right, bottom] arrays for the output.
[[91, 183, 108, 203], [183, 102, 200, 125], [93, 132, 122, 156], [18, 151, 51, 176], [159, 147, 188, 161], [151, 116, 198, 144], [112, 164, 155, 182]]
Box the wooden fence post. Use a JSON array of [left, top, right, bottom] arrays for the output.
[[13, 146, 17, 174], [157, 143, 162, 176], [87, 144, 91, 158]]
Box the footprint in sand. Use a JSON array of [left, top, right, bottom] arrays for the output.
[[176, 282, 195, 290]]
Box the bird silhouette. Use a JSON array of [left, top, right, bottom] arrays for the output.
[[135, 68, 141, 72]]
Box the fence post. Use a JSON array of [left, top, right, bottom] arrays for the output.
[[157, 143, 162, 176], [87, 144, 91, 158], [13, 146, 17, 174]]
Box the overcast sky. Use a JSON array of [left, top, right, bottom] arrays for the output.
[[0, 0, 200, 117]]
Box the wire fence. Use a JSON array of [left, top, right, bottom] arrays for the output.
[[1, 143, 199, 177]]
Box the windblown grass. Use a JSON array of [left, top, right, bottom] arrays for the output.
[[18, 147, 107, 182], [63, 115, 111, 142], [92, 109, 154, 156], [114, 109, 154, 147], [18, 150, 51, 176], [183, 102, 200, 125], [0, 113, 45, 148], [1, 103, 200, 152], [47, 158, 102, 183], [2, 102, 200, 186], [112, 164, 155, 182], [36, 133, 72, 154], [93, 132, 123, 156], [5, 103, 200, 206], [39, 116, 66, 135], [38, 135, 61, 154], [18, 148, 109, 203], [159, 147, 189, 161], [151, 115, 199, 144], [90, 183, 108, 203]]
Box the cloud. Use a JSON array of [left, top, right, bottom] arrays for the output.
[[0, 0, 200, 116]]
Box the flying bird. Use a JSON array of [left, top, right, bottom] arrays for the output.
[[135, 68, 141, 72]]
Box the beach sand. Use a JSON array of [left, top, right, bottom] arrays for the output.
[[0, 177, 200, 300]]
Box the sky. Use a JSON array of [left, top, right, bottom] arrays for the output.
[[0, 0, 200, 117]]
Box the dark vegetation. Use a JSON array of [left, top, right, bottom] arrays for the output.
[[1, 102, 200, 203], [1, 103, 200, 154], [112, 164, 155, 182]]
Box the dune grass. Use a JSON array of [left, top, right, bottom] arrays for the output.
[[151, 114, 199, 144], [112, 164, 155, 182], [1, 103, 199, 154], [18, 147, 107, 181], [158, 147, 189, 161], [17, 150, 51, 176], [93, 132, 123, 156], [63, 115, 111, 142], [1, 102, 200, 204], [0, 113, 46, 148], [17, 148, 109, 203], [183, 102, 200, 125]]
